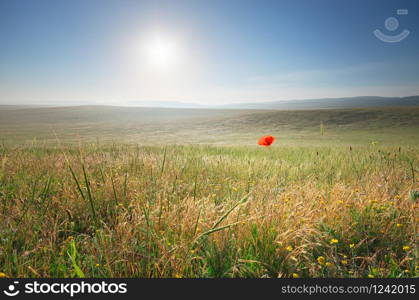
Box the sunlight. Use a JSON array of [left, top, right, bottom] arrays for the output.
[[143, 35, 178, 69]]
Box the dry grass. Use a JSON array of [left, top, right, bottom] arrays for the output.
[[0, 143, 417, 278]]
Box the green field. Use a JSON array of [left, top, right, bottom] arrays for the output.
[[0, 106, 418, 278]]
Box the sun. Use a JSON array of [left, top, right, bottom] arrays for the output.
[[144, 35, 178, 69]]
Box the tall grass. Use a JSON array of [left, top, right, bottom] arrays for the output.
[[0, 143, 417, 278]]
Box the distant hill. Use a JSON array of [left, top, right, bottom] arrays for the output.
[[2, 95, 418, 110], [0, 105, 418, 145], [221, 95, 419, 110]]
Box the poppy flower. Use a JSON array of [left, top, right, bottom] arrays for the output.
[[258, 135, 275, 146]]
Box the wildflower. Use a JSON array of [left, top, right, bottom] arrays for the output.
[[349, 243, 355, 248], [337, 200, 344, 204], [341, 260, 348, 265], [167, 242, 172, 246], [370, 200, 378, 204], [348, 270, 354, 274], [232, 187, 238, 192], [0, 272, 7, 278], [368, 274, 375, 278], [190, 249, 196, 254], [396, 223, 403, 228], [286, 246, 293, 252], [292, 273, 299, 278], [95, 264, 100, 267], [258, 135, 275, 147], [325, 262, 333, 267], [404, 269, 410, 273], [395, 195, 401, 200], [174, 274, 183, 278], [317, 256, 325, 265], [402, 246, 410, 251], [330, 239, 339, 244]]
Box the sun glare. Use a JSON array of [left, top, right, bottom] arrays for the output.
[[143, 35, 178, 69]]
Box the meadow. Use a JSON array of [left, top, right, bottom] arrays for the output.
[[0, 106, 418, 278]]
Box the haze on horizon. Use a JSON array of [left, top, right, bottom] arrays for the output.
[[1, 0, 419, 106]]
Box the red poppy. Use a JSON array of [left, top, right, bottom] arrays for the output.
[[258, 135, 275, 147]]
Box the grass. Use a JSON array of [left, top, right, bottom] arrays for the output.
[[0, 143, 417, 278], [0, 106, 417, 278]]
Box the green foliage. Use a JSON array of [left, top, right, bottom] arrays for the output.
[[67, 240, 85, 278]]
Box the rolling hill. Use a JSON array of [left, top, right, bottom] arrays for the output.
[[223, 95, 419, 109], [1, 105, 418, 146]]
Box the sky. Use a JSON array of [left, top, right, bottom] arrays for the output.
[[0, 0, 418, 106]]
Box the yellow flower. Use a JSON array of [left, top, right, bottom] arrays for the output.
[[368, 274, 375, 278], [325, 262, 333, 267], [95, 264, 100, 267], [402, 246, 410, 251], [292, 273, 299, 278], [317, 256, 325, 265], [337, 200, 344, 204], [370, 200, 378, 204], [404, 269, 410, 273], [174, 274, 183, 278], [286, 246, 293, 252], [396, 223, 402, 228], [395, 195, 401, 200], [348, 270, 354, 274], [0, 272, 7, 278], [349, 243, 355, 248], [341, 260, 348, 265], [330, 239, 339, 244], [190, 249, 196, 254]]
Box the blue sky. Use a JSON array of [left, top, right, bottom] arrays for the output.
[[0, 0, 418, 105]]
